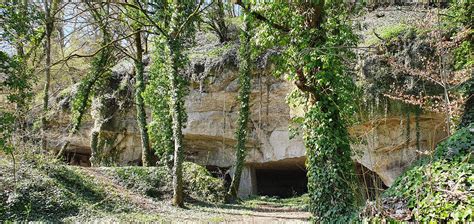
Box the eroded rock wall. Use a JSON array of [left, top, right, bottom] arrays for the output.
[[49, 6, 454, 194]]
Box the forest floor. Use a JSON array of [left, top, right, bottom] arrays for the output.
[[79, 167, 311, 223], [0, 156, 310, 223]]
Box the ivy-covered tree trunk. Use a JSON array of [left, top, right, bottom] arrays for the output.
[[305, 95, 356, 222], [234, 1, 358, 220], [169, 38, 185, 207], [57, 4, 112, 160], [168, 1, 186, 206], [56, 71, 103, 159], [134, 29, 153, 167], [226, 12, 251, 202]]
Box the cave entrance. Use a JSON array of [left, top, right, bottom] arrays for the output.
[[253, 157, 307, 198]]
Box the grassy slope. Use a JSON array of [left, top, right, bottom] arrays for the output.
[[0, 154, 310, 223], [0, 154, 224, 222]]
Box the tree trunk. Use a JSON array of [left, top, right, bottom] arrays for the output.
[[216, 0, 228, 43], [226, 11, 251, 202], [41, 0, 53, 151], [134, 30, 153, 167], [169, 39, 185, 207]]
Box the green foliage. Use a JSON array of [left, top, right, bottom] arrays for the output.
[[0, 153, 225, 222], [252, 2, 359, 221], [0, 52, 33, 110], [445, 0, 473, 28], [453, 40, 474, 71], [69, 42, 114, 136], [379, 24, 412, 41], [0, 1, 44, 49], [106, 162, 225, 203], [433, 123, 474, 160], [110, 166, 172, 199], [144, 38, 175, 167], [0, 111, 15, 154], [384, 124, 474, 222], [365, 23, 427, 46], [244, 194, 310, 211], [0, 154, 135, 222], [0, 51, 33, 157], [183, 162, 226, 203]]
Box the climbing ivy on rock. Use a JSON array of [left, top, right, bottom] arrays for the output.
[[383, 123, 474, 222], [227, 10, 252, 201]]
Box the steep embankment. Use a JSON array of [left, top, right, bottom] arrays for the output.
[[0, 154, 310, 223], [362, 124, 473, 222]]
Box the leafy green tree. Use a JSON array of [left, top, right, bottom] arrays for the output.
[[144, 38, 175, 168], [0, 1, 42, 177], [236, 1, 358, 221], [132, 0, 202, 207], [0, 0, 43, 123]]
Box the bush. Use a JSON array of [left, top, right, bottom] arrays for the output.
[[380, 124, 474, 222], [109, 166, 172, 199], [183, 162, 225, 203], [106, 162, 225, 203]]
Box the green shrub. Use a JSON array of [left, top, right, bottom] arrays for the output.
[[109, 166, 171, 199], [453, 40, 474, 71], [183, 162, 225, 203], [107, 162, 225, 203], [383, 124, 474, 222]]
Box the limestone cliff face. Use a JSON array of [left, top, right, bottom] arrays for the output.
[[50, 7, 453, 189], [51, 58, 448, 187]]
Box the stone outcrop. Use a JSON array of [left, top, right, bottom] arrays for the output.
[[51, 56, 448, 193], [49, 7, 454, 197]]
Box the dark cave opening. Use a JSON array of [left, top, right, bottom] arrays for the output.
[[255, 167, 308, 198]]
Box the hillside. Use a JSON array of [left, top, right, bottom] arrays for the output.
[[0, 154, 310, 222]]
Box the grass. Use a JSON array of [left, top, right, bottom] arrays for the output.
[[243, 194, 310, 212], [365, 23, 429, 46], [0, 153, 226, 222]]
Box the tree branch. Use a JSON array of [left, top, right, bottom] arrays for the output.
[[233, 0, 290, 33], [50, 30, 141, 67]]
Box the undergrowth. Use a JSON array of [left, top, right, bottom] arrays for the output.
[[0, 153, 225, 222], [365, 124, 474, 222], [0, 153, 137, 222], [243, 194, 309, 211], [103, 162, 225, 203]]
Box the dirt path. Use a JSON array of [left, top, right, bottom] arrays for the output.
[[80, 167, 311, 223]]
